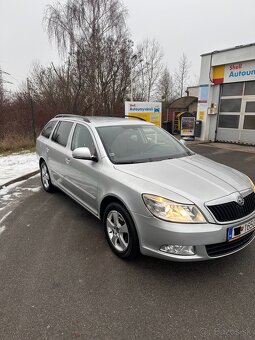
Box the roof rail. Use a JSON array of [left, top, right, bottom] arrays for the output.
[[54, 113, 146, 123], [124, 115, 146, 121], [54, 114, 90, 123], [109, 114, 146, 121]]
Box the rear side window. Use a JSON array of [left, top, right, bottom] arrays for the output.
[[52, 121, 73, 147], [41, 121, 57, 139]]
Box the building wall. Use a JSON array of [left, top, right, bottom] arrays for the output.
[[187, 86, 199, 98], [211, 45, 255, 66], [197, 44, 255, 144]]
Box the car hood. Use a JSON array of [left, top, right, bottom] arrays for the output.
[[114, 154, 250, 204]]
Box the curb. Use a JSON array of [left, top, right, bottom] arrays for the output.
[[186, 140, 211, 146], [190, 142, 255, 154], [0, 170, 40, 190]]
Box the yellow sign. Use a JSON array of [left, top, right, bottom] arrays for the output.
[[213, 65, 225, 84], [125, 102, 162, 127], [199, 111, 205, 120]]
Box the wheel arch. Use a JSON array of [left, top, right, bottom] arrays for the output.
[[39, 157, 46, 167], [101, 194, 141, 259], [100, 194, 141, 242], [100, 195, 127, 220]]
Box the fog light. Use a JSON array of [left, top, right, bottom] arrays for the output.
[[160, 245, 195, 256]]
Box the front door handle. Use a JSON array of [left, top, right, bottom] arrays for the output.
[[65, 158, 71, 165]]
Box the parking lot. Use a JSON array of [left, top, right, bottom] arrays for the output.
[[0, 143, 254, 339]]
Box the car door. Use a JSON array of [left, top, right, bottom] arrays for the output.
[[47, 120, 74, 187], [63, 123, 99, 215]]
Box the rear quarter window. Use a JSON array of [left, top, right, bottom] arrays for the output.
[[41, 121, 57, 139], [52, 121, 73, 147]]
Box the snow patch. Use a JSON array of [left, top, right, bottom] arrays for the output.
[[12, 192, 23, 198], [0, 180, 26, 196], [0, 152, 38, 186], [0, 211, 12, 224], [0, 226, 6, 235], [1, 195, 13, 201], [0, 183, 41, 203], [21, 187, 41, 193]]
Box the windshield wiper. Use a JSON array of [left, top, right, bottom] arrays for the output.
[[115, 159, 150, 164]]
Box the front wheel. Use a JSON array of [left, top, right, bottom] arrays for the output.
[[40, 161, 54, 193], [103, 203, 139, 260]]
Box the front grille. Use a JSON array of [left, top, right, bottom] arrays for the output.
[[206, 231, 254, 257], [207, 192, 255, 222]]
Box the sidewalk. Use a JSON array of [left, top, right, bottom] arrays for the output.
[[175, 134, 255, 153], [187, 141, 255, 154]]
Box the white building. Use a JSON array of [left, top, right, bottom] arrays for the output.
[[197, 43, 255, 145]]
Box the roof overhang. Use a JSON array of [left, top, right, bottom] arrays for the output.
[[168, 96, 198, 110]]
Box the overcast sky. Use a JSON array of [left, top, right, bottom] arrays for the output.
[[1, 0, 255, 91]]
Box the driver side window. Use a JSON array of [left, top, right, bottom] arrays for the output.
[[71, 124, 96, 155]]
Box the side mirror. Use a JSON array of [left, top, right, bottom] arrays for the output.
[[72, 147, 98, 162], [180, 139, 186, 145]]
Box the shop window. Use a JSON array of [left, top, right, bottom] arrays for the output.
[[243, 115, 255, 129], [244, 81, 255, 95], [218, 115, 240, 129], [220, 99, 242, 112], [221, 83, 244, 96], [245, 101, 255, 112]]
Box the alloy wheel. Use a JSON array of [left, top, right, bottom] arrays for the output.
[[106, 210, 129, 252], [41, 163, 50, 190]]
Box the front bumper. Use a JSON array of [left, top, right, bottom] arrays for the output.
[[132, 212, 255, 261]]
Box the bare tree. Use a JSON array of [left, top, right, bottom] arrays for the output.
[[44, 0, 132, 115], [156, 66, 175, 103], [132, 39, 163, 101], [0, 68, 3, 107], [174, 53, 191, 98], [155, 66, 175, 121]]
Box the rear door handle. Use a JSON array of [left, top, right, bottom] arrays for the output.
[[65, 158, 71, 165], [46, 147, 50, 153]]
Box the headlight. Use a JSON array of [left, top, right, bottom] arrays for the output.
[[248, 177, 255, 192], [142, 194, 206, 223]]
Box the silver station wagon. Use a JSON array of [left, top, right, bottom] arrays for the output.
[[36, 114, 255, 261]]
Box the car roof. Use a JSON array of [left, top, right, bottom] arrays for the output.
[[52, 115, 153, 127]]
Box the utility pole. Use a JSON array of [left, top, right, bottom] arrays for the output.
[[130, 53, 143, 102], [0, 69, 14, 106], [130, 54, 137, 102], [0, 68, 4, 106], [27, 78, 36, 143]]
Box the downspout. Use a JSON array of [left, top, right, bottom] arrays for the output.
[[205, 51, 215, 141], [208, 51, 221, 142]]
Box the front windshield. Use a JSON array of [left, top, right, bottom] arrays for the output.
[[96, 124, 193, 164]]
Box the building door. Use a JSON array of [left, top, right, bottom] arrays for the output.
[[239, 99, 255, 144], [216, 81, 255, 145]]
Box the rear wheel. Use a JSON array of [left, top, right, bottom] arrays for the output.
[[40, 161, 54, 193], [103, 202, 139, 260]]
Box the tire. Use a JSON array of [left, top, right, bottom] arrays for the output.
[[40, 161, 54, 193], [103, 202, 139, 260]]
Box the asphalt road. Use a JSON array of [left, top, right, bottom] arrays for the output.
[[0, 144, 255, 340]]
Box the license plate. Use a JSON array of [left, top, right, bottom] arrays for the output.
[[227, 218, 255, 241]]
